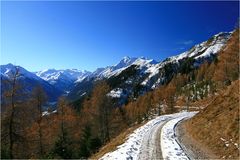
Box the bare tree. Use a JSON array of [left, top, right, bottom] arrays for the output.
[[1, 66, 22, 158]]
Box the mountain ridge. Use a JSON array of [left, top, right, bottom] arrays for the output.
[[35, 68, 91, 92], [68, 31, 232, 101]]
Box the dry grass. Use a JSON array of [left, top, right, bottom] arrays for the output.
[[90, 123, 145, 159], [189, 94, 218, 109], [185, 80, 240, 159]]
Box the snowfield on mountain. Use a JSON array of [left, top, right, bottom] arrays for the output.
[[100, 112, 197, 160]]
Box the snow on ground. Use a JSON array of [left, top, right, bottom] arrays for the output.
[[42, 110, 57, 116], [107, 88, 124, 98], [194, 43, 224, 59], [161, 112, 196, 160], [100, 111, 196, 160], [220, 137, 240, 149]]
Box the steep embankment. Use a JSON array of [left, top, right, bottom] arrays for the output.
[[184, 80, 240, 159]]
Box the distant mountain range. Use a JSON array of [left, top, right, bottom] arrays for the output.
[[0, 63, 62, 102], [1, 31, 232, 106], [35, 69, 91, 92]]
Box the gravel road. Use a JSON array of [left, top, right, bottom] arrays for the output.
[[137, 119, 170, 160]]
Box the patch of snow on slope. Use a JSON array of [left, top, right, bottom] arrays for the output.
[[105, 66, 129, 78], [100, 112, 196, 160], [141, 64, 161, 86], [194, 43, 224, 59], [107, 88, 124, 98], [42, 110, 57, 116]]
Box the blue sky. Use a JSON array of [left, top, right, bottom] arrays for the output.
[[1, 1, 239, 72]]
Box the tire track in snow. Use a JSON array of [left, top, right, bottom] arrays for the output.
[[137, 119, 170, 160]]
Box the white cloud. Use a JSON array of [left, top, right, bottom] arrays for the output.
[[178, 40, 194, 45]]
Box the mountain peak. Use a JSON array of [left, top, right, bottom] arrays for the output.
[[121, 56, 137, 63], [114, 57, 137, 69], [122, 56, 131, 61]]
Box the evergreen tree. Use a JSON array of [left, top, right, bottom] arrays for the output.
[[79, 125, 102, 158], [53, 130, 73, 159], [79, 125, 91, 158]]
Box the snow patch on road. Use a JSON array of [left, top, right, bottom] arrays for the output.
[[100, 111, 196, 160], [161, 112, 196, 160]]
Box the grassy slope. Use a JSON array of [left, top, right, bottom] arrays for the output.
[[185, 80, 240, 159]]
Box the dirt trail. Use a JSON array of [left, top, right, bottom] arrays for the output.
[[137, 119, 170, 160]]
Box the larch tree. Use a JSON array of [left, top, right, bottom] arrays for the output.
[[53, 97, 74, 159], [164, 83, 177, 114], [213, 29, 239, 86], [90, 81, 112, 144], [31, 85, 47, 157], [153, 86, 165, 116], [1, 66, 28, 158]]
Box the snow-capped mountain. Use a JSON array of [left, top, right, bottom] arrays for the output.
[[90, 56, 138, 78], [168, 32, 231, 62], [1, 63, 43, 81], [140, 31, 231, 88], [1, 63, 62, 102], [91, 56, 157, 79], [69, 31, 232, 102], [35, 69, 91, 92], [68, 56, 158, 100]]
